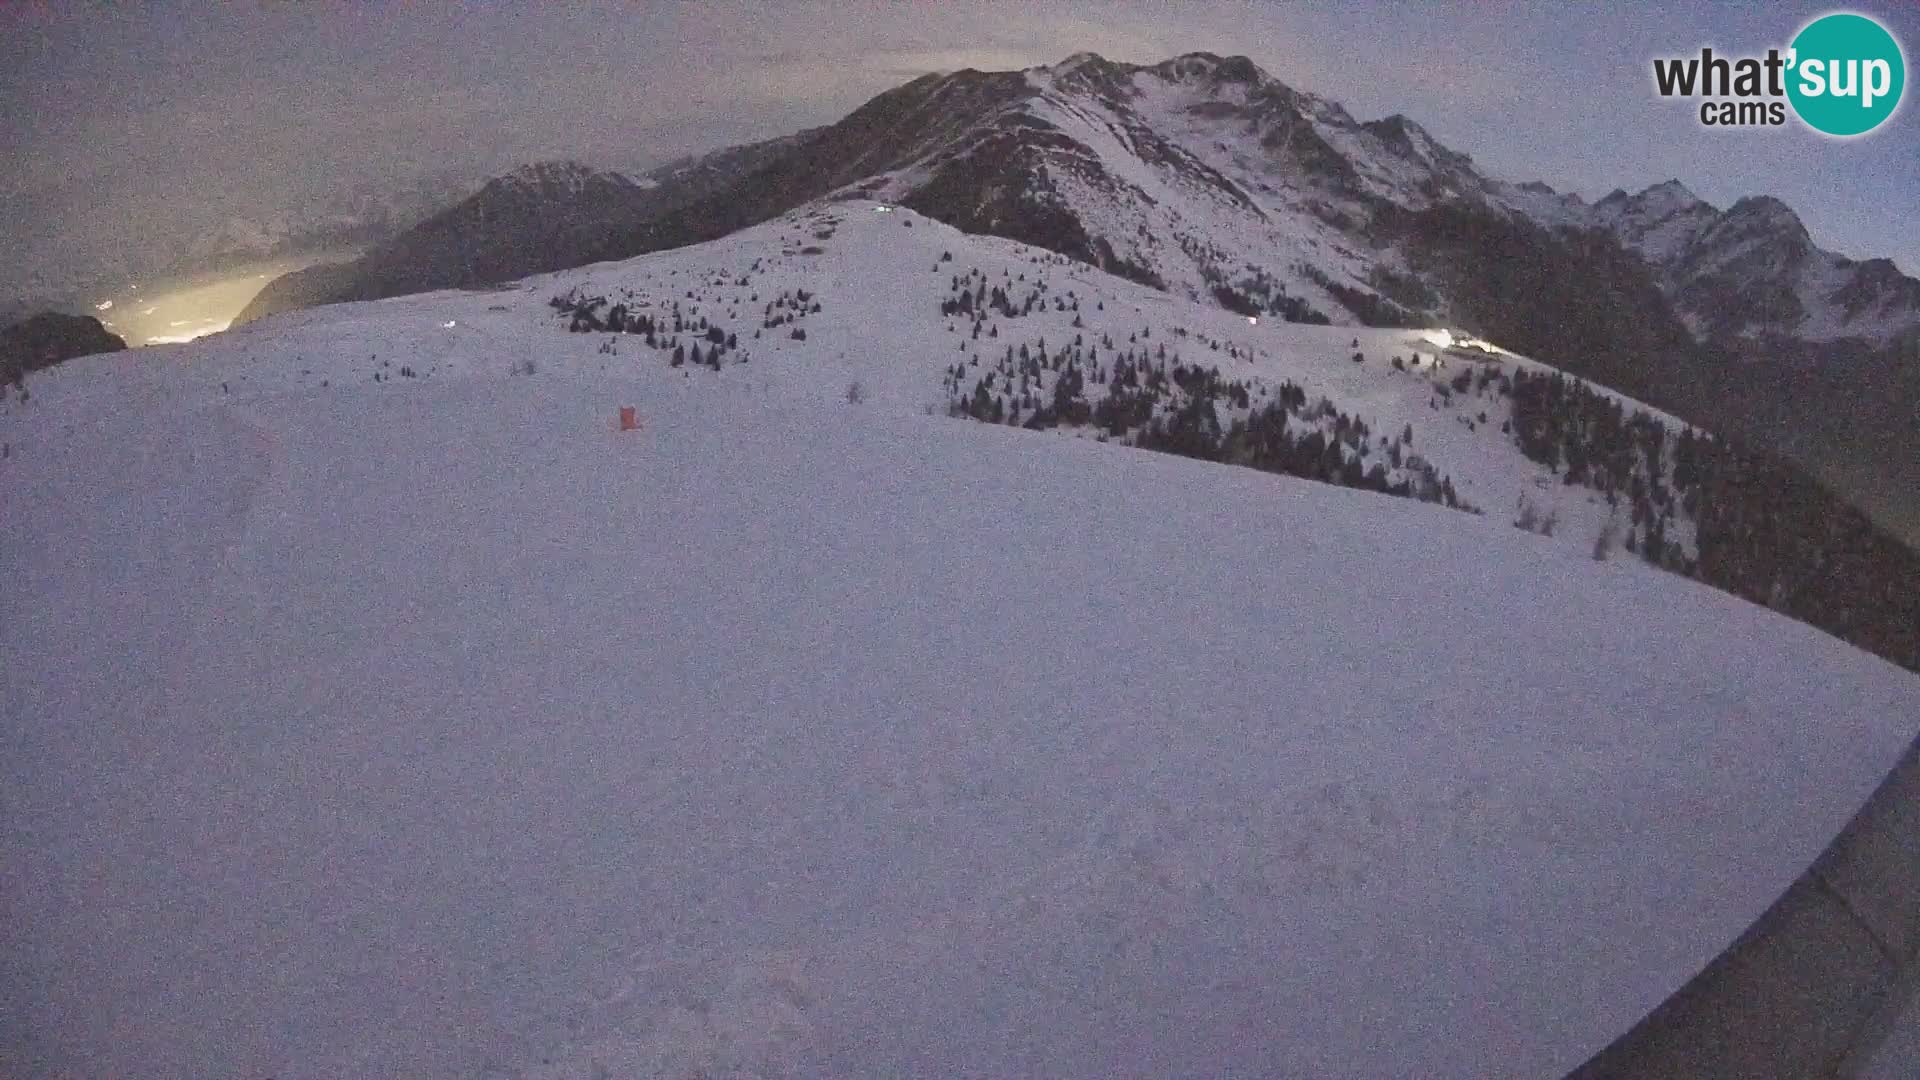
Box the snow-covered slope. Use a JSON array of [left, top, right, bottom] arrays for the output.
[[5, 202, 1918, 1079], [205, 52, 1919, 568], [50, 204, 1701, 566]]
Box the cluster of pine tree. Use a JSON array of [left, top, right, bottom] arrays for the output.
[[940, 267, 1082, 323], [548, 291, 740, 371], [1204, 401, 1463, 507], [1687, 438, 1920, 672], [943, 332, 1108, 428], [760, 288, 820, 331], [1297, 263, 1417, 328], [1178, 235, 1330, 324], [943, 325, 1468, 512], [1507, 368, 1691, 569], [1502, 366, 1920, 673]]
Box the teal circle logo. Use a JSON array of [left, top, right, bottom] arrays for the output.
[[1787, 12, 1905, 136]]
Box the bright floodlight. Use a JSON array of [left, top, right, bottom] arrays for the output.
[[1248, 316, 1258, 325], [1422, 328, 1455, 349]]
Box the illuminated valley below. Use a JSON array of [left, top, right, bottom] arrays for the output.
[[93, 254, 350, 347]]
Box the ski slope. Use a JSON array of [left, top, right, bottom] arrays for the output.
[[7, 204, 1702, 565], [4, 203, 1919, 1078]]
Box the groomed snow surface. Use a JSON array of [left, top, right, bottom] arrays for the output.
[[4, 205, 1919, 1077], [5, 376, 1918, 1079]]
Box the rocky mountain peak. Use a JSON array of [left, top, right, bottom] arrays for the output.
[[1722, 194, 1808, 237], [1593, 180, 1710, 224], [1046, 51, 1110, 75], [1362, 113, 1474, 172], [1154, 51, 1267, 85], [1593, 180, 1702, 215], [1642, 178, 1704, 206]]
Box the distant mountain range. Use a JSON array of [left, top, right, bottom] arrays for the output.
[[237, 137, 811, 323], [1, 171, 475, 322], [240, 53, 1920, 344], [220, 51, 1920, 544], [1587, 181, 1920, 347]]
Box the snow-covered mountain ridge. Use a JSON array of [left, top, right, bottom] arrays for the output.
[[236, 51, 1920, 358], [644, 49, 1917, 352], [1584, 179, 1920, 346], [221, 53, 1920, 553], [6, 197, 1919, 1079], [21, 203, 1691, 565], [14, 200, 1918, 673]]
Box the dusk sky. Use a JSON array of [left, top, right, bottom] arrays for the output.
[[5, 0, 1918, 299]]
